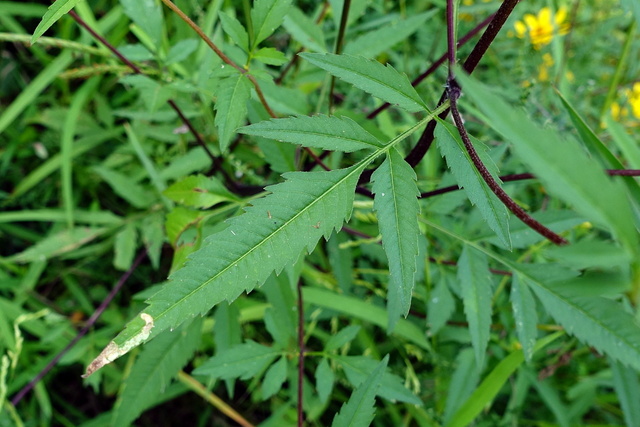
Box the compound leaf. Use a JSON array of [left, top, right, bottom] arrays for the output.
[[85, 163, 368, 376], [300, 53, 428, 113], [371, 148, 420, 331]]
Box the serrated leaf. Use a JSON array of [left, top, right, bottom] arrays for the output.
[[332, 355, 388, 427], [193, 341, 281, 379], [163, 175, 235, 208], [111, 318, 202, 427], [300, 53, 428, 113], [511, 274, 538, 362], [240, 115, 383, 152], [251, 0, 292, 48], [219, 12, 249, 52], [262, 356, 287, 399], [253, 47, 288, 65], [283, 7, 326, 52], [435, 120, 511, 249], [89, 164, 367, 372], [325, 325, 361, 352], [371, 148, 420, 331], [31, 0, 82, 44], [427, 276, 456, 335], [521, 271, 640, 371], [344, 10, 437, 58], [316, 358, 335, 404], [457, 245, 493, 368], [114, 223, 137, 271], [457, 71, 638, 257], [215, 74, 252, 151], [336, 355, 421, 405]]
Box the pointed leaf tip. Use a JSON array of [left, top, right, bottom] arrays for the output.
[[82, 313, 154, 378]]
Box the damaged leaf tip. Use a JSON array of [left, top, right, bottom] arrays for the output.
[[82, 313, 154, 378]]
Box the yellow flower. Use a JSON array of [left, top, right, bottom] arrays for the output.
[[611, 83, 640, 123], [514, 7, 570, 49]]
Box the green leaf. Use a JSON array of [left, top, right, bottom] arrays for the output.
[[457, 71, 638, 257], [611, 358, 640, 427], [543, 240, 630, 270], [11, 227, 108, 263], [300, 53, 429, 113], [282, 6, 326, 52], [219, 12, 249, 52], [141, 212, 165, 269], [435, 120, 511, 249], [427, 275, 456, 335], [443, 349, 479, 424], [111, 318, 202, 427], [164, 39, 198, 65], [163, 175, 235, 208], [457, 245, 493, 368], [253, 47, 288, 65], [261, 356, 287, 399], [316, 358, 335, 404], [304, 287, 430, 352], [556, 90, 624, 169], [335, 355, 420, 405], [344, 10, 437, 58], [165, 207, 203, 247], [93, 166, 155, 209], [522, 271, 640, 371], [325, 325, 361, 352], [193, 341, 281, 380], [332, 355, 388, 427], [31, 0, 82, 44], [371, 148, 420, 331], [114, 223, 137, 271], [213, 302, 242, 397], [120, 0, 163, 46], [215, 74, 252, 151], [511, 274, 538, 362], [240, 114, 383, 152], [251, 0, 292, 48], [445, 332, 563, 427], [605, 116, 640, 169], [101, 164, 366, 362]]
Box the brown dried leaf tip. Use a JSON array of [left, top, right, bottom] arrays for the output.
[[82, 313, 155, 378]]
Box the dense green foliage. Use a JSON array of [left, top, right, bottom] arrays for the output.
[[2, 0, 640, 425]]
